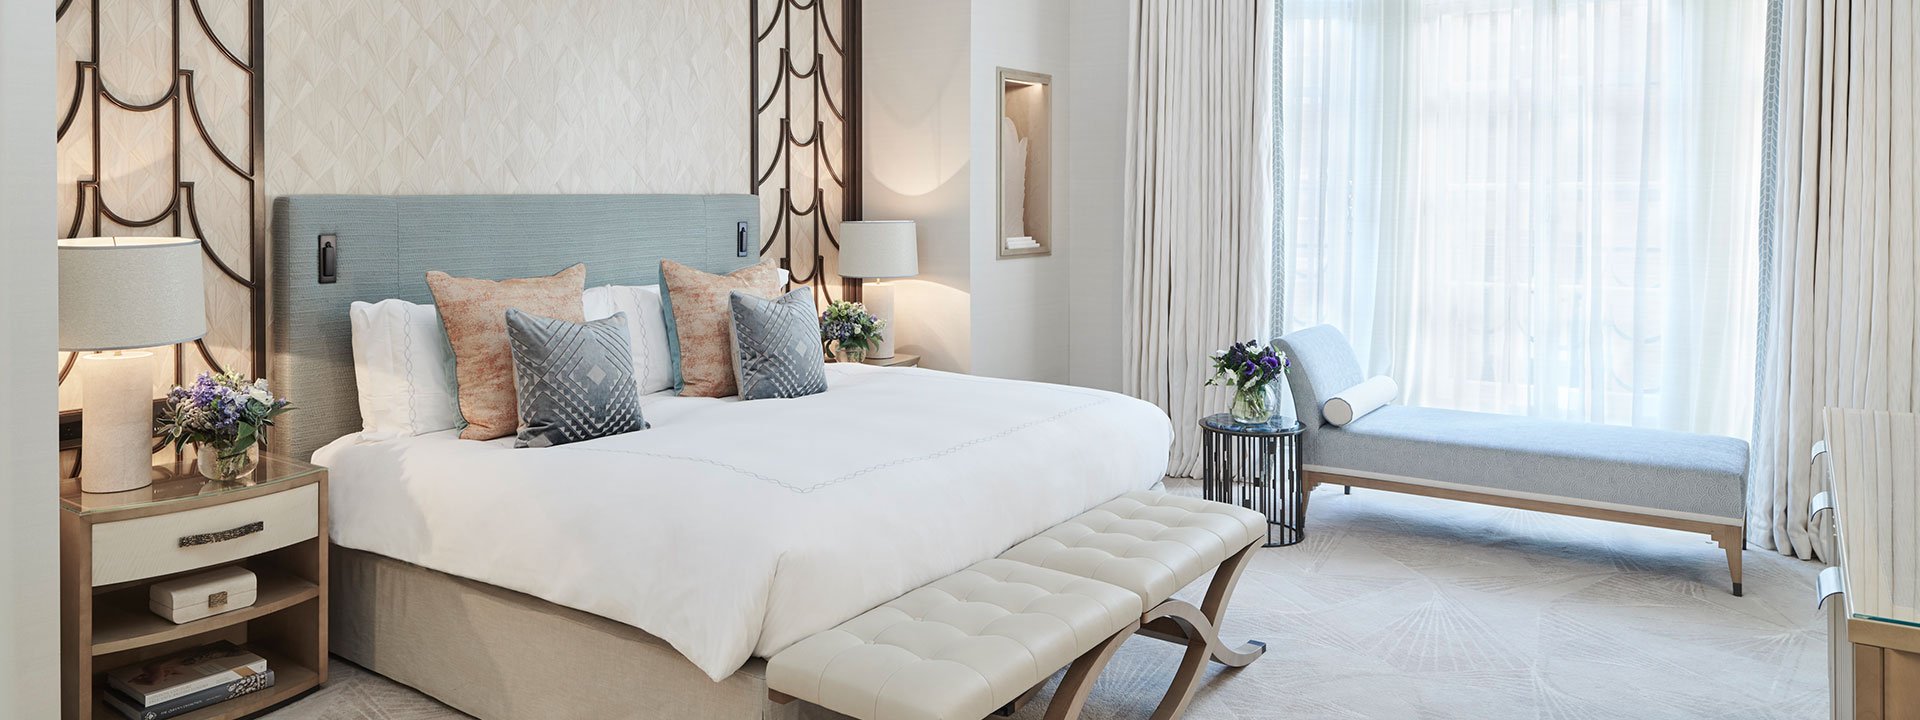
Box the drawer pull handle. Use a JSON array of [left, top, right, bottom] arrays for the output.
[[1810, 491, 1836, 520], [178, 521, 264, 548], [1816, 566, 1846, 609]]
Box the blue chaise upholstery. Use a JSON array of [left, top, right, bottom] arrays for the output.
[[1277, 325, 1749, 591]]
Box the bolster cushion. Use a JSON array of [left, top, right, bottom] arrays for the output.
[[1324, 376, 1399, 426]]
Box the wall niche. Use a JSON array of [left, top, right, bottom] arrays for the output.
[[997, 68, 1051, 259]]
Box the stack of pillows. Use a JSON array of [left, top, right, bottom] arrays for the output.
[[347, 260, 826, 449]]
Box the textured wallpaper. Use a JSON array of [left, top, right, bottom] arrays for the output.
[[264, 0, 749, 196]]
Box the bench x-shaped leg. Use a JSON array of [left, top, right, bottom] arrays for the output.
[[1133, 538, 1266, 720]]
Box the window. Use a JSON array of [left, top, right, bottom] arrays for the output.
[[1276, 0, 1769, 437]]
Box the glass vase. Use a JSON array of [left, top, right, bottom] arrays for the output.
[[196, 442, 259, 484], [835, 343, 868, 364], [1230, 383, 1279, 425]]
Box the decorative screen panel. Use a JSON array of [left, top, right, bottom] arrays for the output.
[[55, 0, 264, 432], [752, 0, 861, 303]]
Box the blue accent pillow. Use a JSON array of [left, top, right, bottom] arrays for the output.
[[728, 289, 828, 401], [505, 309, 645, 448]]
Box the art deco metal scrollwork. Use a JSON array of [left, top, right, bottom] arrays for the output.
[[55, 0, 267, 400], [751, 0, 862, 303]]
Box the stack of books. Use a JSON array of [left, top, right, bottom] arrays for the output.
[[102, 641, 275, 720]]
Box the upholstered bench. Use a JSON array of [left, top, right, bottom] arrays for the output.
[[768, 492, 1269, 720], [1001, 491, 1270, 718], [767, 558, 1141, 720], [1278, 325, 1751, 595]]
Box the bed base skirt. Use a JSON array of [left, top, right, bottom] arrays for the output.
[[330, 545, 835, 719]]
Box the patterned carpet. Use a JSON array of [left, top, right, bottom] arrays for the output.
[[265, 483, 1829, 719]]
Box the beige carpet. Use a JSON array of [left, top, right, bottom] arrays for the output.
[[265, 484, 1829, 719]]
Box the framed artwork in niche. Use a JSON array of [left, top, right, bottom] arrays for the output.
[[997, 68, 1051, 259]]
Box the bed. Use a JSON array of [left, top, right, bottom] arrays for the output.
[[268, 194, 1173, 719]]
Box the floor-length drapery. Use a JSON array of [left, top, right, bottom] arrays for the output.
[[1122, 0, 1276, 477], [1752, 0, 1920, 558]]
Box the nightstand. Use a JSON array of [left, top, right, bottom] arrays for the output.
[[862, 353, 920, 368], [60, 453, 327, 720]]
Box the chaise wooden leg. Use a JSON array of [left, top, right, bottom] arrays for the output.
[[1711, 526, 1744, 596], [1042, 619, 1139, 720]]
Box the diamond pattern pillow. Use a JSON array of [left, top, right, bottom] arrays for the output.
[[728, 289, 828, 401], [504, 309, 645, 448]]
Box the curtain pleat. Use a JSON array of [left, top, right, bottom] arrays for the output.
[[1752, 0, 1920, 558], [1123, 0, 1276, 477]]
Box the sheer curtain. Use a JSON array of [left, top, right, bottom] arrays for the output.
[[1278, 0, 1769, 439]]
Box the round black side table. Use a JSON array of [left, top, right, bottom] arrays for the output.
[[1199, 413, 1307, 547]]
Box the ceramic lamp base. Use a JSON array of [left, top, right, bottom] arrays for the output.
[[79, 350, 157, 494], [866, 281, 896, 359]]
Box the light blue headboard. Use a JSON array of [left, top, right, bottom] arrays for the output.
[[269, 194, 761, 460]]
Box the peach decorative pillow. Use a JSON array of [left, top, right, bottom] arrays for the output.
[[660, 260, 783, 397], [426, 264, 587, 440]]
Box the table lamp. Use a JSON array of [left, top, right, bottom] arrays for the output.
[[59, 237, 207, 493], [838, 221, 918, 359]]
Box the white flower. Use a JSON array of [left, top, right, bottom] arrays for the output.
[[247, 387, 273, 405], [1210, 349, 1228, 359]]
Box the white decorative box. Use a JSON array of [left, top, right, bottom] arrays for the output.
[[149, 565, 258, 624]]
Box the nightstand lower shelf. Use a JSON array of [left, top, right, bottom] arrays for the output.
[[92, 646, 318, 720]]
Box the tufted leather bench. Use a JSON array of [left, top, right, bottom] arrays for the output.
[[1001, 491, 1270, 719], [768, 491, 1268, 720], [767, 558, 1141, 720], [1000, 491, 1268, 609]]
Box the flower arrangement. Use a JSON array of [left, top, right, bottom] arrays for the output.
[[819, 299, 886, 363], [157, 371, 292, 481], [1205, 340, 1291, 423]]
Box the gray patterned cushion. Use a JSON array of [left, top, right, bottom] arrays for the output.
[[727, 289, 827, 401], [504, 309, 645, 448]]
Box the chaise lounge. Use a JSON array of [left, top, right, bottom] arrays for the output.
[[1278, 326, 1751, 595]]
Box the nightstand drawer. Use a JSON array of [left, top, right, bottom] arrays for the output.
[[90, 483, 318, 586]]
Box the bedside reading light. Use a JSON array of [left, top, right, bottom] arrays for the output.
[[59, 237, 207, 493], [837, 221, 919, 360]]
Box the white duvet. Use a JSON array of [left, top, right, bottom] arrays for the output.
[[313, 364, 1172, 681]]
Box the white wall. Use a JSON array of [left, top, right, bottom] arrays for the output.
[[967, 0, 1074, 383], [0, 0, 61, 714], [1065, 0, 1130, 392], [862, 0, 975, 373], [863, 0, 1130, 385]]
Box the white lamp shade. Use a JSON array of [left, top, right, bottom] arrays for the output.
[[837, 221, 919, 279], [59, 237, 207, 351]]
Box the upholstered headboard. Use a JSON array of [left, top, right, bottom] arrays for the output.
[[269, 194, 761, 461]]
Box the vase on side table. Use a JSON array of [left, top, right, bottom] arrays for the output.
[[196, 442, 260, 484]]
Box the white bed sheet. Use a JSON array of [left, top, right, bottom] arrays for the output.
[[313, 364, 1171, 681]]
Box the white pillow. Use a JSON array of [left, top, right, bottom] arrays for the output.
[[1324, 376, 1399, 426], [348, 299, 462, 437], [588, 269, 791, 395], [583, 284, 674, 394]]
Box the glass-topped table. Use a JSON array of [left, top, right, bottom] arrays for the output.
[[60, 451, 324, 517], [1820, 408, 1920, 629], [1815, 408, 1920, 716], [1199, 413, 1306, 547]]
